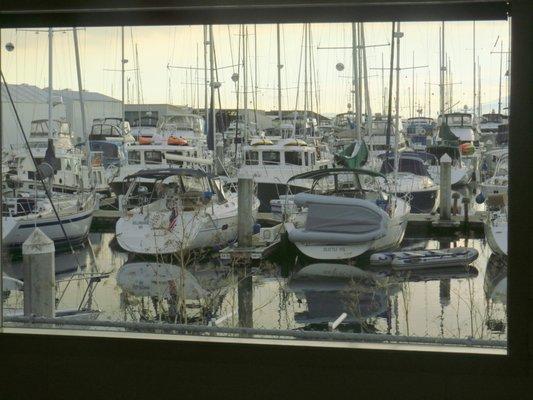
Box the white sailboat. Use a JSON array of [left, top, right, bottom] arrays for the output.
[[283, 168, 410, 260], [115, 168, 259, 254]]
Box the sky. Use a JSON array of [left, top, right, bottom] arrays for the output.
[[1, 20, 510, 118]]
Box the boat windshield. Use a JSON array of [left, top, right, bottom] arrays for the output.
[[445, 114, 472, 126], [380, 157, 431, 177], [160, 115, 202, 131]]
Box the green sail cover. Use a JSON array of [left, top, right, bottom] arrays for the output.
[[335, 140, 369, 169], [438, 122, 459, 143]]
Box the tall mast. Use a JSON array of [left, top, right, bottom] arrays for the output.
[[243, 25, 248, 141], [473, 21, 476, 117], [381, 52, 385, 115], [254, 24, 258, 131], [360, 23, 372, 138], [203, 26, 208, 130], [276, 24, 283, 135], [439, 23, 445, 118], [351, 22, 360, 139], [209, 25, 216, 150], [303, 23, 308, 138], [478, 60, 482, 115], [48, 28, 53, 138], [121, 26, 125, 127], [498, 40, 503, 115], [73, 28, 87, 139], [357, 23, 363, 134], [412, 51, 415, 117], [394, 22, 401, 137]]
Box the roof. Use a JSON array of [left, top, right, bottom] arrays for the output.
[[125, 167, 209, 180], [288, 168, 386, 183], [1, 83, 119, 103]]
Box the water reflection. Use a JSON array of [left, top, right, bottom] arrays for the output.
[[2, 232, 506, 341], [287, 263, 399, 331]]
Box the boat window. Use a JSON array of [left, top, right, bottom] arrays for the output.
[[305, 152, 309, 166], [128, 150, 141, 164], [262, 151, 280, 165], [145, 151, 163, 164], [245, 151, 259, 165], [285, 151, 303, 166]]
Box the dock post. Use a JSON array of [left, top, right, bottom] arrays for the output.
[[452, 192, 460, 216], [439, 153, 452, 221], [462, 197, 470, 230], [22, 228, 55, 318], [237, 177, 254, 248]]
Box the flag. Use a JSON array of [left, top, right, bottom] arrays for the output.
[[168, 208, 178, 230]]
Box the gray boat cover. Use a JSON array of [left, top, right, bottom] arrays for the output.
[[289, 193, 388, 244]]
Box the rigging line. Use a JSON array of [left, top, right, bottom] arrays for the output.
[[1, 71, 82, 267]]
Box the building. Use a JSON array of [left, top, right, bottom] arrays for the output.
[[124, 103, 192, 126], [1, 83, 121, 147]]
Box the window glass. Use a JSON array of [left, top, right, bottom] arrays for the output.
[[245, 151, 259, 165], [128, 150, 141, 164], [262, 151, 280, 165], [285, 151, 303, 165], [145, 151, 163, 164]]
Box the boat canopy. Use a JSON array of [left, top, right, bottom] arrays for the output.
[[380, 155, 432, 177], [287, 167, 386, 184], [125, 167, 210, 181]]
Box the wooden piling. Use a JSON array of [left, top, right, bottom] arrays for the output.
[[22, 228, 55, 318], [237, 177, 254, 248], [439, 153, 452, 221]]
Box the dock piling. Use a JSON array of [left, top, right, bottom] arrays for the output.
[[439, 153, 452, 221], [22, 228, 55, 318], [237, 177, 254, 248]]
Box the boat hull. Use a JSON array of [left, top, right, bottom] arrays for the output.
[[2, 207, 94, 248], [397, 188, 439, 214]]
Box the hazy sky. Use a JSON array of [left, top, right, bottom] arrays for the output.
[[1, 20, 510, 117]]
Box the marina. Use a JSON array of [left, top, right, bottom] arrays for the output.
[[1, 21, 509, 347]]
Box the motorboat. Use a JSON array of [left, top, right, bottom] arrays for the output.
[[480, 153, 508, 197], [370, 247, 479, 269], [425, 145, 474, 186], [405, 117, 435, 136], [89, 117, 135, 143], [2, 190, 96, 248], [130, 115, 159, 139], [485, 206, 508, 256], [237, 137, 332, 211], [283, 168, 410, 260], [479, 112, 508, 144], [115, 168, 259, 254], [108, 142, 214, 196], [155, 113, 206, 146], [436, 113, 479, 145], [379, 153, 440, 214]]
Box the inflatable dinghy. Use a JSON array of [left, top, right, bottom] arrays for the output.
[[370, 247, 479, 269]]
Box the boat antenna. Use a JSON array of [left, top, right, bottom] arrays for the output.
[[1, 72, 81, 265]]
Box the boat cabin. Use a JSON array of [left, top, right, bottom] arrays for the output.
[[405, 117, 435, 135], [243, 138, 324, 168], [380, 154, 433, 177], [28, 119, 74, 151], [157, 114, 205, 136], [122, 168, 226, 210], [126, 144, 212, 171]]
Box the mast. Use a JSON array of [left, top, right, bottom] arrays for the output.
[[243, 25, 248, 141], [498, 40, 503, 115], [351, 22, 360, 140], [203, 25, 208, 130], [394, 23, 401, 138], [254, 24, 258, 131], [381, 52, 385, 115], [412, 51, 415, 117], [478, 59, 481, 115], [121, 26, 125, 127], [439, 23, 445, 118], [360, 23, 372, 138], [303, 23, 308, 139], [48, 28, 53, 138], [277, 24, 283, 135], [473, 21, 476, 117], [209, 24, 216, 150], [73, 28, 87, 137]]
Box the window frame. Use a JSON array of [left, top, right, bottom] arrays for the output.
[[1, 0, 531, 396]]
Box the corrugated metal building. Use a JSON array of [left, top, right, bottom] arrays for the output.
[[1, 83, 121, 147]]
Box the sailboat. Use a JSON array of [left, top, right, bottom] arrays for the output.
[[115, 168, 259, 254], [283, 168, 410, 260]]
